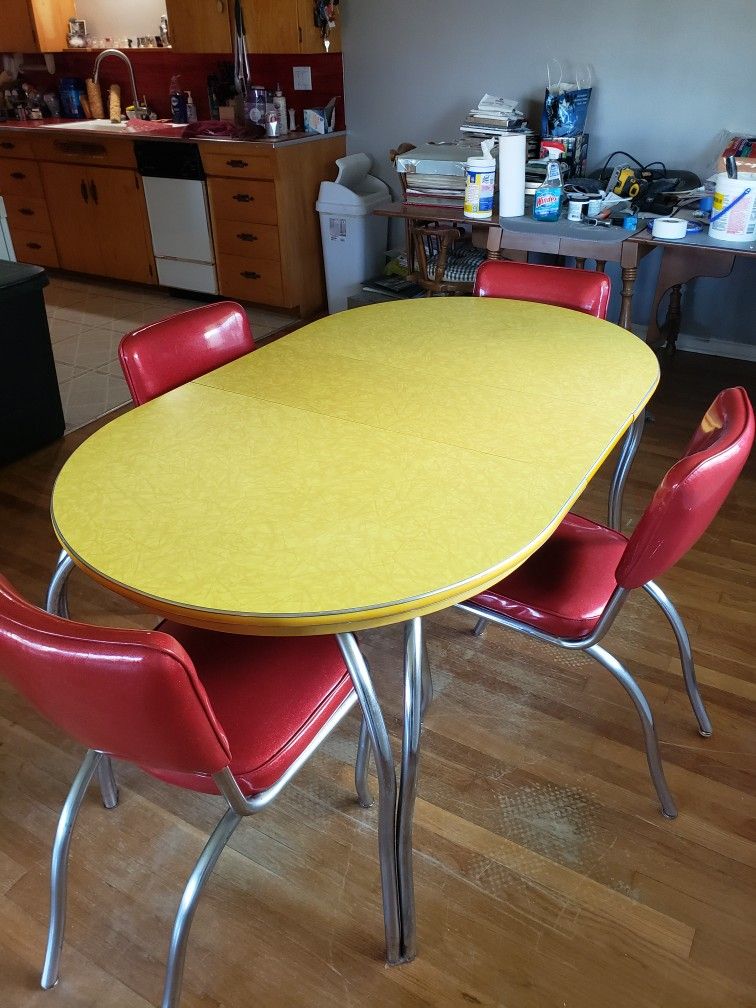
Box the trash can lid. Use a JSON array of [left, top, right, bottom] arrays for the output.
[[0, 261, 48, 301]]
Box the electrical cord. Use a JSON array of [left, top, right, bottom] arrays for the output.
[[598, 152, 668, 181]]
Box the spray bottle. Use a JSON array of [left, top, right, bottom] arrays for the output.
[[533, 149, 563, 222]]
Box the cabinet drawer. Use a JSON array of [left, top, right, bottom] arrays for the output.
[[4, 194, 52, 233], [31, 134, 136, 169], [11, 228, 59, 269], [0, 133, 35, 159], [202, 149, 276, 180], [0, 158, 43, 198], [213, 218, 280, 261], [208, 178, 278, 225], [217, 253, 285, 306]]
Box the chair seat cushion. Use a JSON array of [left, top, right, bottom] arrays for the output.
[[470, 513, 628, 640], [427, 245, 487, 281], [142, 626, 354, 797]]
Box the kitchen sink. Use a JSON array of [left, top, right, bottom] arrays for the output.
[[43, 120, 185, 132]]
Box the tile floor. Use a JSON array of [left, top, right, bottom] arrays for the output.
[[44, 274, 299, 433]]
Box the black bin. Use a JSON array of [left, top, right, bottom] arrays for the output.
[[0, 261, 64, 465]]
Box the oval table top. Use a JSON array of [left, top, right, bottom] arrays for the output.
[[51, 298, 659, 634]]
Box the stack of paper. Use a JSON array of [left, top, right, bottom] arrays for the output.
[[461, 93, 526, 137]]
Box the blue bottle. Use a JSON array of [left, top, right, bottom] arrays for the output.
[[58, 78, 85, 119], [533, 156, 563, 222]]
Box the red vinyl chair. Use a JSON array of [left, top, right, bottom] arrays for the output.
[[118, 300, 255, 406], [0, 578, 374, 1007], [474, 259, 611, 318], [456, 388, 754, 818]]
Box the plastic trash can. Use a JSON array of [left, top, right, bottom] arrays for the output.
[[316, 153, 391, 313], [0, 261, 64, 465]]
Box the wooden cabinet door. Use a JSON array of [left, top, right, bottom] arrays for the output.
[[297, 0, 341, 53], [31, 0, 76, 51], [88, 167, 155, 285], [166, 0, 232, 52], [241, 0, 300, 53], [1, 0, 37, 53], [40, 162, 102, 276]]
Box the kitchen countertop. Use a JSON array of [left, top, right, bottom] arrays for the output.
[[0, 118, 346, 147]]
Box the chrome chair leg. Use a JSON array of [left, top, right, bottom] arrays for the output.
[[45, 550, 74, 621], [45, 551, 121, 811], [472, 616, 488, 637], [643, 580, 713, 736], [585, 643, 677, 818], [41, 749, 102, 989], [355, 717, 373, 808], [97, 757, 119, 809], [397, 618, 423, 962], [162, 807, 242, 1008], [608, 412, 645, 531], [420, 639, 433, 717], [337, 633, 402, 964]]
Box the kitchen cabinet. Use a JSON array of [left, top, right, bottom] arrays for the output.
[[202, 133, 345, 315], [1, 0, 75, 53], [240, 0, 341, 54], [164, 0, 232, 53], [41, 162, 155, 284]]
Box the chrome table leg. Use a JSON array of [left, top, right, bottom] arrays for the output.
[[608, 412, 645, 531], [396, 617, 423, 961]]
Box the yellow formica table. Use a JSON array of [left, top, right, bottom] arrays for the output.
[[50, 298, 659, 965]]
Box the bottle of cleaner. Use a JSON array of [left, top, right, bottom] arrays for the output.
[[272, 83, 288, 134], [169, 75, 187, 124], [533, 150, 563, 222]]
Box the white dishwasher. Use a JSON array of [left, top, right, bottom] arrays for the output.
[[135, 141, 218, 294]]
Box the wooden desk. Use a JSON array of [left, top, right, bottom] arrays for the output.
[[50, 299, 659, 964], [375, 202, 646, 330], [627, 227, 756, 351]]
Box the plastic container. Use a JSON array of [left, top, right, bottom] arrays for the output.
[[464, 154, 496, 219], [316, 153, 391, 313], [709, 172, 756, 243], [58, 78, 85, 119], [186, 91, 197, 123], [272, 83, 288, 134]]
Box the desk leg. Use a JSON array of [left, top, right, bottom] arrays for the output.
[[337, 633, 402, 964], [396, 617, 424, 962], [486, 226, 503, 260], [619, 265, 637, 332]]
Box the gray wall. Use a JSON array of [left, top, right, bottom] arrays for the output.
[[340, 0, 755, 344]]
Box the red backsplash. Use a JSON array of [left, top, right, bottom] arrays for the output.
[[22, 49, 345, 128]]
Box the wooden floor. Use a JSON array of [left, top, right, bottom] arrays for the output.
[[0, 349, 754, 1008]]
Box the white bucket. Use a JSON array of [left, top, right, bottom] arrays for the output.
[[709, 172, 756, 243]]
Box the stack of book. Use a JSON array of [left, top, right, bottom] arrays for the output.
[[403, 172, 466, 208], [461, 94, 525, 138]]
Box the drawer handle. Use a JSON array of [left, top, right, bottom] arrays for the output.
[[55, 140, 106, 156], [232, 192, 254, 203], [10, 171, 26, 180], [237, 232, 258, 242], [19, 207, 34, 216], [241, 270, 261, 280], [226, 159, 249, 168], [26, 242, 42, 250], [0, 141, 15, 149]]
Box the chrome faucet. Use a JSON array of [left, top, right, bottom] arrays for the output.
[[92, 49, 145, 119]]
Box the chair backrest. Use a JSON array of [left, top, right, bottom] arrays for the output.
[[119, 301, 255, 406], [616, 387, 754, 589], [474, 260, 611, 319], [0, 576, 231, 775]]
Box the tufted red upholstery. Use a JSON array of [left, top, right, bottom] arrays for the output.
[[474, 260, 611, 319], [469, 388, 753, 640], [119, 301, 255, 406], [0, 577, 353, 794]]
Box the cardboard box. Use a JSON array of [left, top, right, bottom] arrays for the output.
[[304, 99, 337, 134]]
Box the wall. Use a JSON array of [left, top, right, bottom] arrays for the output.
[[74, 0, 165, 44], [341, 0, 756, 346]]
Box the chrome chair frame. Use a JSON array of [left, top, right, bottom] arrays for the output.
[[39, 628, 412, 1007], [455, 578, 713, 820]]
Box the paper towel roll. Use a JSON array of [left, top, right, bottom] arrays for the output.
[[499, 133, 526, 218]]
